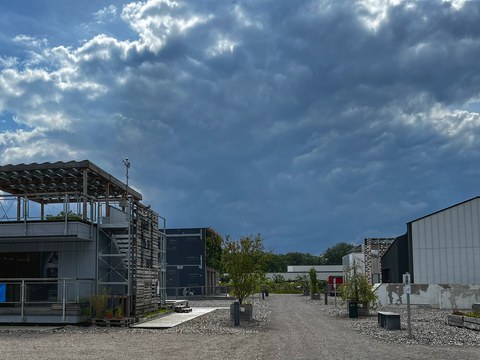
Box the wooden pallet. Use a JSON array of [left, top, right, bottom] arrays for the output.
[[91, 318, 131, 327]]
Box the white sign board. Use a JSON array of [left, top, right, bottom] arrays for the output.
[[404, 285, 411, 294]]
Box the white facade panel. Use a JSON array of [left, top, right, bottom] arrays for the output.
[[287, 265, 343, 273], [411, 197, 480, 284]]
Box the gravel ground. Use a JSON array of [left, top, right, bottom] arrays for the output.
[[1, 295, 479, 360], [318, 297, 480, 347], [0, 298, 272, 336], [1, 296, 479, 348]]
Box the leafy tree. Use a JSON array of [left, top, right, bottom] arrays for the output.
[[205, 227, 223, 270], [222, 234, 267, 304], [265, 253, 288, 272], [320, 242, 355, 265]]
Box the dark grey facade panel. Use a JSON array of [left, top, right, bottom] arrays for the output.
[[381, 233, 409, 283], [166, 228, 206, 296]]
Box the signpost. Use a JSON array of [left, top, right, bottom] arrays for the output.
[[333, 277, 337, 308], [403, 273, 412, 338]]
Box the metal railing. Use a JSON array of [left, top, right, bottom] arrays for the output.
[[0, 278, 95, 321]]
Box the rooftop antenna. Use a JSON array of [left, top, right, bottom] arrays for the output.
[[123, 158, 131, 196]]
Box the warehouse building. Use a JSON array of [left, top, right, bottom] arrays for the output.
[[381, 196, 480, 284]]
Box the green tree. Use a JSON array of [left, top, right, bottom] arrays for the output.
[[265, 253, 288, 272], [205, 227, 223, 270], [222, 234, 267, 304], [320, 242, 355, 265]]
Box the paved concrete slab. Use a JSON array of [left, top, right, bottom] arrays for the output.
[[131, 307, 226, 329]]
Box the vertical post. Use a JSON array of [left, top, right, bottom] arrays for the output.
[[23, 197, 28, 235], [21, 280, 25, 320], [403, 272, 412, 338], [105, 181, 110, 217], [62, 279, 66, 322], [123, 158, 132, 317], [40, 199, 45, 220], [233, 301, 240, 326], [333, 277, 337, 308], [64, 194, 69, 235], [76, 281, 79, 303], [83, 168, 88, 220], [90, 199, 94, 239], [127, 196, 132, 316], [17, 196, 21, 221]]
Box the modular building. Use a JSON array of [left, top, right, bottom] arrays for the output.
[[0, 161, 166, 323], [165, 228, 220, 297]]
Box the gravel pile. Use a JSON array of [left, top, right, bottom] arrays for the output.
[[319, 299, 480, 347]]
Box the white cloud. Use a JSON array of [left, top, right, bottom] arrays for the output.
[[356, 0, 402, 32], [93, 5, 118, 24]]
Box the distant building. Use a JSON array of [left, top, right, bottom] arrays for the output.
[[166, 228, 220, 297], [343, 238, 395, 284], [266, 265, 343, 282]]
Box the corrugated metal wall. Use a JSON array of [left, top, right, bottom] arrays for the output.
[[411, 197, 480, 283]]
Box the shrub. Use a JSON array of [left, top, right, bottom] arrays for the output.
[[89, 292, 108, 318]]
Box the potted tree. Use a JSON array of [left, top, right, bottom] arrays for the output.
[[339, 265, 377, 317], [222, 234, 267, 321], [309, 268, 321, 300]]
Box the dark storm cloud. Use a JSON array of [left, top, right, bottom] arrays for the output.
[[1, 0, 480, 253]]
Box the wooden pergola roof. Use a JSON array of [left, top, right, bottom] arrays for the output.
[[0, 160, 142, 203]]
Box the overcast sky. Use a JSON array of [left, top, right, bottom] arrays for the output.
[[1, 0, 480, 254]]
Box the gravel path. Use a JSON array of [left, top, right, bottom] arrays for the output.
[[0, 294, 479, 359]]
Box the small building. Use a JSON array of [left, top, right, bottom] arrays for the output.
[[0, 161, 166, 323], [283, 265, 343, 281], [165, 228, 221, 297], [343, 238, 395, 284], [266, 265, 343, 282]]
